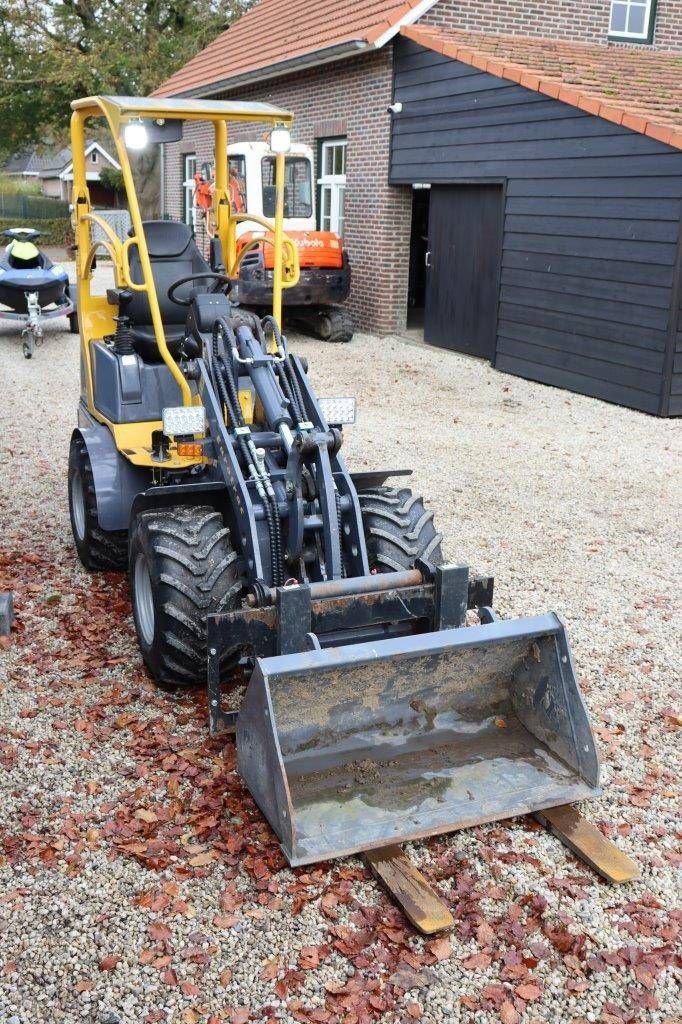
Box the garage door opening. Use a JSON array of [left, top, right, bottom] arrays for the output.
[[407, 186, 430, 334]]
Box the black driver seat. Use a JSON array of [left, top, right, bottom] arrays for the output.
[[126, 221, 213, 363]]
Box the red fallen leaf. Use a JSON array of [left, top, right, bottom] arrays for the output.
[[135, 808, 158, 823], [481, 985, 506, 1008], [162, 969, 178, 987], [181, 981, 201, 997], [476, 922, 496, 947], [500, 964, 528, 982], [633, 964, 656, 988], [98, 955, 120, 972], [189, 851, 216, 867], [219, 887, 242, 913], [320, 892, 339, 919], [230, 1009, 250, 1024], [299, 946, 320, 970], [74, 980, 95, 993], [515, 983, 542, 1001], [500, 1001, 520, 1024], [148, 922, 173, 942], [462, 953, 492, 971], [153, 956, 172, 969], [543, 924, 583, 955], [429, 935, 452, 961], [220, 969, 233, 987], [139, 949, 156, 965], [323, 980, 347, 994], [213, 914, 237, 929], [182, 1011, 200, 1024], [259, 958, 279, 981]]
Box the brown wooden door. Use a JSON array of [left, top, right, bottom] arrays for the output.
[[424, 184, 504, 360]]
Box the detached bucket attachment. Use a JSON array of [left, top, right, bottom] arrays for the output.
[[237, 613, 600, 866]]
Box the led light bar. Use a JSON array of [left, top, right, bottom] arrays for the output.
[[162, 405, 206, 437], [318, 397, 357, 426]]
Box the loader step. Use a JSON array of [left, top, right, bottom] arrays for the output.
[[535, 804, 639, 884], [364, 846, 454, 935]]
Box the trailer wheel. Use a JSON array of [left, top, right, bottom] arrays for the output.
[[129, 505, 244, 687], [68, 435, 128, 571], [358, 486, 443, 573]]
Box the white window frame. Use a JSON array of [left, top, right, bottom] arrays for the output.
[[608, 0, 655, 41], [90, 150, 98, 164], [182, 153, 197, 226], [318, 138, 347, 236]]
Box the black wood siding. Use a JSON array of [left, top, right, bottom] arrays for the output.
[[669, 283, 682, 416], [391, 38, 682, 416]]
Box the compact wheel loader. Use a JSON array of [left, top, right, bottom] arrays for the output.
[[67, 96, 636, 931]]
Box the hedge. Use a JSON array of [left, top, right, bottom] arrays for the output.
[[0, 217, 73, 248]]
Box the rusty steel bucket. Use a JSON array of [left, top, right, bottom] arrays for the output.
[[236, 612, 600, 866]]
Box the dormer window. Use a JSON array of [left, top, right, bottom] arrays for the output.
[[609, 0, 656, 43]]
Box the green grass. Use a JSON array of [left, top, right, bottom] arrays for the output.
[[0, 172, 42, 196]]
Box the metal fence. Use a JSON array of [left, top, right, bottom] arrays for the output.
[[91, 208, 132, 245], [0, 193, 70, 220]]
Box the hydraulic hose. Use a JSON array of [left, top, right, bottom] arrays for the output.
[[284, 360, 307, 423], [212, 319, 244, 428], [239, 435, 281, 586], [277, 364, 302, 426], [335, 489, 345, 578]]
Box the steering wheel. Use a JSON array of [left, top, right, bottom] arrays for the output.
[[167, 273, 232, 308]]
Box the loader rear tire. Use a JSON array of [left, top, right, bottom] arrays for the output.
[[129, 505, 244, 687], [68, 435, 128, 572], [358, 486, 443, 573]]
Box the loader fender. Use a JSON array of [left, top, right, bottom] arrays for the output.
[[71, 421, 150, 532]]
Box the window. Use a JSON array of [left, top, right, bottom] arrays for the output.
[[229, 155, 247, 213], [318, 139, 347, 236], [90, 149, 98, 164], [182, 153, 196, 226], [261, 157, 313, 220], [609, 0, 656, 41]]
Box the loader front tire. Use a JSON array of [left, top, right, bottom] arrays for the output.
[[358, 486, 443, 573], [68, 435, 128, 571], [129, 505, 244, 687]]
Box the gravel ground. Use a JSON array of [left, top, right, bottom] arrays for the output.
[[0, 270, 680, 1024]]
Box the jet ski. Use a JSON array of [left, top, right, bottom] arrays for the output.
[[0, 228, 78, 358]]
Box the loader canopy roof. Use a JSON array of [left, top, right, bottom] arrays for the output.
[[70, 95, 293, 125]]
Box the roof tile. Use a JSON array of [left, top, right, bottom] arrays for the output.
[[402, 25, 682, 150], [155, 0, 437, 97]]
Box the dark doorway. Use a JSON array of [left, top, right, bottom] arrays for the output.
[[424, 184, 504, 359], [407, 187, 430, 330]]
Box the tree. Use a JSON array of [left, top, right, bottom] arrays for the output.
[[0, 0, 253, 157]]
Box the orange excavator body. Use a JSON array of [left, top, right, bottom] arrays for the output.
[[237, 230, 344, 270]]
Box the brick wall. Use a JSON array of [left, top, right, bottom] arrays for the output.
[[163, 48, 413, 335], [424, 0, 682, 51]]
